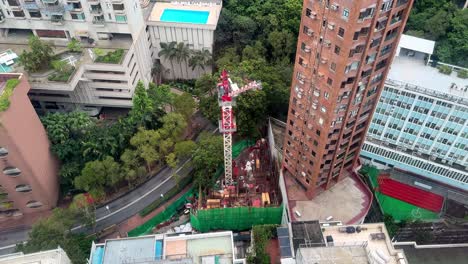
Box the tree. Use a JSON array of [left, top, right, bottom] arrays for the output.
[[189, 49, 212, 75], [129, 128, 162, 171], [69, 193, 96, 229], [148, 83, 173, 110], [16, 208, 94, 264], [194, 74, 217, 97], [192, 133, 223, 193], [174, 140, 196, 160], [174, 42, 191, 78], [151, 60, 168, 84], [159, 112, 188, 140], [199, 96, 220, 124], [267, 30, 295, 61], [158, 42, 177, 79], [173, 92, 196, 121], [19, 36, 54, 72], [129, 81, 153, 127], [236, 90, 267, 138], [74, 156, 121, 198], [67, 38, 82, 52]]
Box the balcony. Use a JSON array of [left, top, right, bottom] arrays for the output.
[[50, 15, 64, 24], [90, 7, 103, 14], [112, 3, 125, 13], [42, 0, 58, 3], [23, 2, 39, 9], [396, 0, 409, 7], [391, 16, 402, 25], [7, 0, 20, 7]]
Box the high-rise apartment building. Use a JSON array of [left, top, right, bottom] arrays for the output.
[[0, 73, 59, 221], [0, 0, 152, 113], [362, 34, 468, 191], [283, 0, 413, 198]]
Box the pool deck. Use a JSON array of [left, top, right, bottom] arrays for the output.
[[148, 2, 222, 26]]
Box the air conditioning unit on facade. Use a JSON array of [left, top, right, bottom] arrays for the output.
[[330, 4, 339, 11]]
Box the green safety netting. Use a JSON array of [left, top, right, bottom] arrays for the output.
[[127, 139, 256, 237], [190, 205, 283, 232], [361, 165, 439, 221], [128, 189, 195, 237]]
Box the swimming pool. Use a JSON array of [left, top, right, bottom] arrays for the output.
[[160, 9, 209, 24]]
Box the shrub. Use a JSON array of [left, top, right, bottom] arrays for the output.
[[19, 36, 54, 72], [0, 78, 20, 112], [95, 49, 125, 64], [67, 38, 82, 52], [437, 65, 452, 75], [457, 69, 468, 79]]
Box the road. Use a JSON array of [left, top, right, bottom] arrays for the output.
[[0, 113, 215, 255]]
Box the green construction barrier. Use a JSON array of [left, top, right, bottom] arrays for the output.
[[190, 205, 283, 232], [127, 139, 256, 237], [128, 189, 195, 237]]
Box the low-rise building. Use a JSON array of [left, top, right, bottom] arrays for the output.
[[292, 222, 407, 264], [146, 0, 222, 80], [361, 34, 468, 191], [89, 231, 244, 264], [0, 73, 59, 221], [0, 246, 70, 264]]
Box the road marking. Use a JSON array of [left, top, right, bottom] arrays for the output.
[[0, 244, 16, 250], [71, 159, 191, 231]]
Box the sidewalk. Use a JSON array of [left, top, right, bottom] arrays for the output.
[[100, 185, 193, 240]]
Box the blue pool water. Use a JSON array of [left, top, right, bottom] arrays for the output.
[[160, 9, 209, 24], [91, 246, 104, 264], [155, 240, 163, 260]]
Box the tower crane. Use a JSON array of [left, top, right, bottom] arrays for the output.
[[217, 69, 262, 186]]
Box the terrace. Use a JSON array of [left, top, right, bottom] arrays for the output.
[[148, 1, 222, 27]]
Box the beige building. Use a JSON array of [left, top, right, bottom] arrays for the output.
[[146, 0, 222, 80], [0, 247, 71, 264], [0, 0, 152, 113], [0, 73, 59, 221]]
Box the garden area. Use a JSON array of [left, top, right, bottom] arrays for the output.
[[0, 78, 20, 112], [94, 48, 125, 64]]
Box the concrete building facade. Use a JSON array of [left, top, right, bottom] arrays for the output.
[[361, 35, 468, 191], [282, 0, 414, 198], [0, 247, 71, 264], [0, 0, 152, 113], [146, 1, 222, 80], [0, 73, 59, 220]]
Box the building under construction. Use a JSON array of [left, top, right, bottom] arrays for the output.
[[190, 139, 283, 232]]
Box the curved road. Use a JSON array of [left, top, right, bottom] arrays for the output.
[[0, 116, 215, 254]]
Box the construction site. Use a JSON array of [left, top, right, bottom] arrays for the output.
[[190, 70, 283, 232]]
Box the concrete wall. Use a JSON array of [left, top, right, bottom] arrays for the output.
[[0, 74, 59, 218]]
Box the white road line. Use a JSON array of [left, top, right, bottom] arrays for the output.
[[0, 244, 16, 250], [71, 158, 191, 231]]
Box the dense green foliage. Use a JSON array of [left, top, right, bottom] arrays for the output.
[[42, 81, 188, 197], [16, 205, 95, 264], [95, 49, 125, 64], [0, 78, 20, 112], [192, 133, 224, 192], [19, 36, 54, 72], [246, 225, 278, 264], [197, 0, 302, 134], [406, 0, 468, 66]]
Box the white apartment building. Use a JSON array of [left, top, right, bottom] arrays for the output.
[[0, 247, 71, 264], [0, 0, 152, 113], [146, 0, 222, 80], [361, 35, 468, 191]]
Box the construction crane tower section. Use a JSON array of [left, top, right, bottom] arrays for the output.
[[217, 69, 262, 186]]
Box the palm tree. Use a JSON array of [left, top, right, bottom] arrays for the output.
[[189, 49, 212, 76], [174, 42, 191, 79], [158, 42, 177, 79], [151, 60, 169, 84]]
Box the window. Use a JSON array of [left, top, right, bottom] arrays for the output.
[[306, 8, 311, 17], [334, 45, 341, 55], [353, 32, 359, 40], [15, 184, 32, 192], [71, 13, 85, 20], [338, 27, 345, 37], [28, 11, 41, 18], [342, 8, 349, 18], [26, 200, 43, 208], [322, 19, 327, 28], [0, 147, 8, 157], [327, 78, 333, 85], [3, 167, 21, 176], [324, 92, 330, 99], [330, 62, 336, 72], [12, 10, 24, 17]]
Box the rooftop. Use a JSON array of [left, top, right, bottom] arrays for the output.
[[388, 35, 468, 101], [398, 34, 435, 55], [90, 231, 236, 264], [0, 247, 71, 264], [148, 1, 222, 27], [286, 171, 372, 225], [320, 223, 406, 264]]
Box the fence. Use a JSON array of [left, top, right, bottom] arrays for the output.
[[190, 205, 283, 232]]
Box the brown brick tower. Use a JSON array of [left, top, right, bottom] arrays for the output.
[[283, 0, 413, 198]]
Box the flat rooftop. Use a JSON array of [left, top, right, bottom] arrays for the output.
[[286, 172, 372, 224], [395, 245, 468, 264], [148, 2, 222, 26], [388, 52, 468, 100], [297, 246, 369, 264], [90, 231, 235, 264], [321, 223, 406, 264]]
